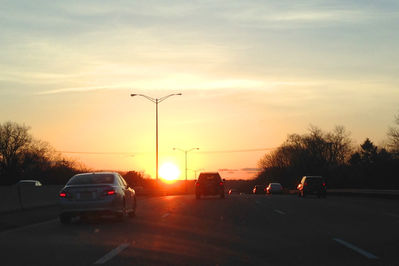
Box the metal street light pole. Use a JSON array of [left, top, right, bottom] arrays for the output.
[[131, 93, 182, 181], [173, 147, 199, 189]]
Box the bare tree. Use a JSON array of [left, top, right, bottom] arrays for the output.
[[257, 125, 353, 188], [0, 121, 32, 177], [387, 113, 399, 154], [0, 121, 87, 184], [325, 126, 353, 165]]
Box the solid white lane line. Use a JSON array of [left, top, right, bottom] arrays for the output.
[[162, 212, 170, 218], [333, 238, 379, 259], [0, 219, 57, 235], [274, 209, 286, 215], [94, 243, 129, 264]]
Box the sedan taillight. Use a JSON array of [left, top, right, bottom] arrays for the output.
[[104, 189, 116, 196], [59, 192, 67, 198]]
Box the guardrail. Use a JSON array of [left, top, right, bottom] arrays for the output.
[[0, 185, 159, 214], [0, 185, 63, 213], [288, 189, 399, 199]]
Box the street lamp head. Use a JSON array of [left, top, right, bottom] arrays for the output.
[[176, 93, 182, 96], [130, 94, 137, 97]]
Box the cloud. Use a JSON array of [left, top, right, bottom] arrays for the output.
[[36, 85, 125, 95], [219, 168, 261, 172], [219, 168, 238, 172], [241, 168, 261, 172], [219, 4, 399, 29]]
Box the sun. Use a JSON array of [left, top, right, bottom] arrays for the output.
[[159, 162, 180, 182]]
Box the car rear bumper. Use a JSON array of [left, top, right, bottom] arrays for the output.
[[303, 189, 326, 194], [268, 190, 283, 194], [59, 197, 122, 214], [196, 188, 224, 195]]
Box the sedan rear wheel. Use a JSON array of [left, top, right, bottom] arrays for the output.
[[116, 198, 127, 221]]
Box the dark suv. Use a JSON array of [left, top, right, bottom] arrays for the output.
[[195, 172, 225, 199], [252, 185, 266, 194], [297, 176, 326, 198]]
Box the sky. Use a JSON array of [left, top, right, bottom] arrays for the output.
[[1, 0, 398, 179]]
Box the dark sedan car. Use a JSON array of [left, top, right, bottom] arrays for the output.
[[58, 172, 136, 223], [195, 172, 225, 199], [252, 185, 266, 194], [266, 183, 283, 194]]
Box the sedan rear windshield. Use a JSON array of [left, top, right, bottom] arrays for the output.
[[67, 174, 114, 185], [198, 174, 221, 182], [306, 178, 323, 184]]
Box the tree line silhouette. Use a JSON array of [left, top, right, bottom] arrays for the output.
[[256, 114, 399, 189], [1, 113, 398, 190], [0, 121, 83, 185], [0, 121, 151, 187]]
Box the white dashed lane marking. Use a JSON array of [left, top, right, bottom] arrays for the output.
[[333, 238, 379, 259], [94, 243, 130, 264], [274, 209, 286, 215]]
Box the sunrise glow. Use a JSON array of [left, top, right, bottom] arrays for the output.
[[1, 1, 398, 180], [159, 162, 181, 183]]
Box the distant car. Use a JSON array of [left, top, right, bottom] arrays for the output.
[[228, 188, 240, 195], [195, 172, 225, 199], [252, 185, 265, 194], [58, 172, 136, 224], [297, 176, 326, 198], [266, 183, 283, 194], [17, 180, 42, 187]]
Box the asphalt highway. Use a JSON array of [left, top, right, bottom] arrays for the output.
[[1, 194, 398, 266]]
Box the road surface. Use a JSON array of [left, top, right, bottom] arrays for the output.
[[1, 194, 398, 265]]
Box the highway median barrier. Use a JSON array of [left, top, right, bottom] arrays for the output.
[[0, 185, 63, 214], [288, 188, 399, 199]]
